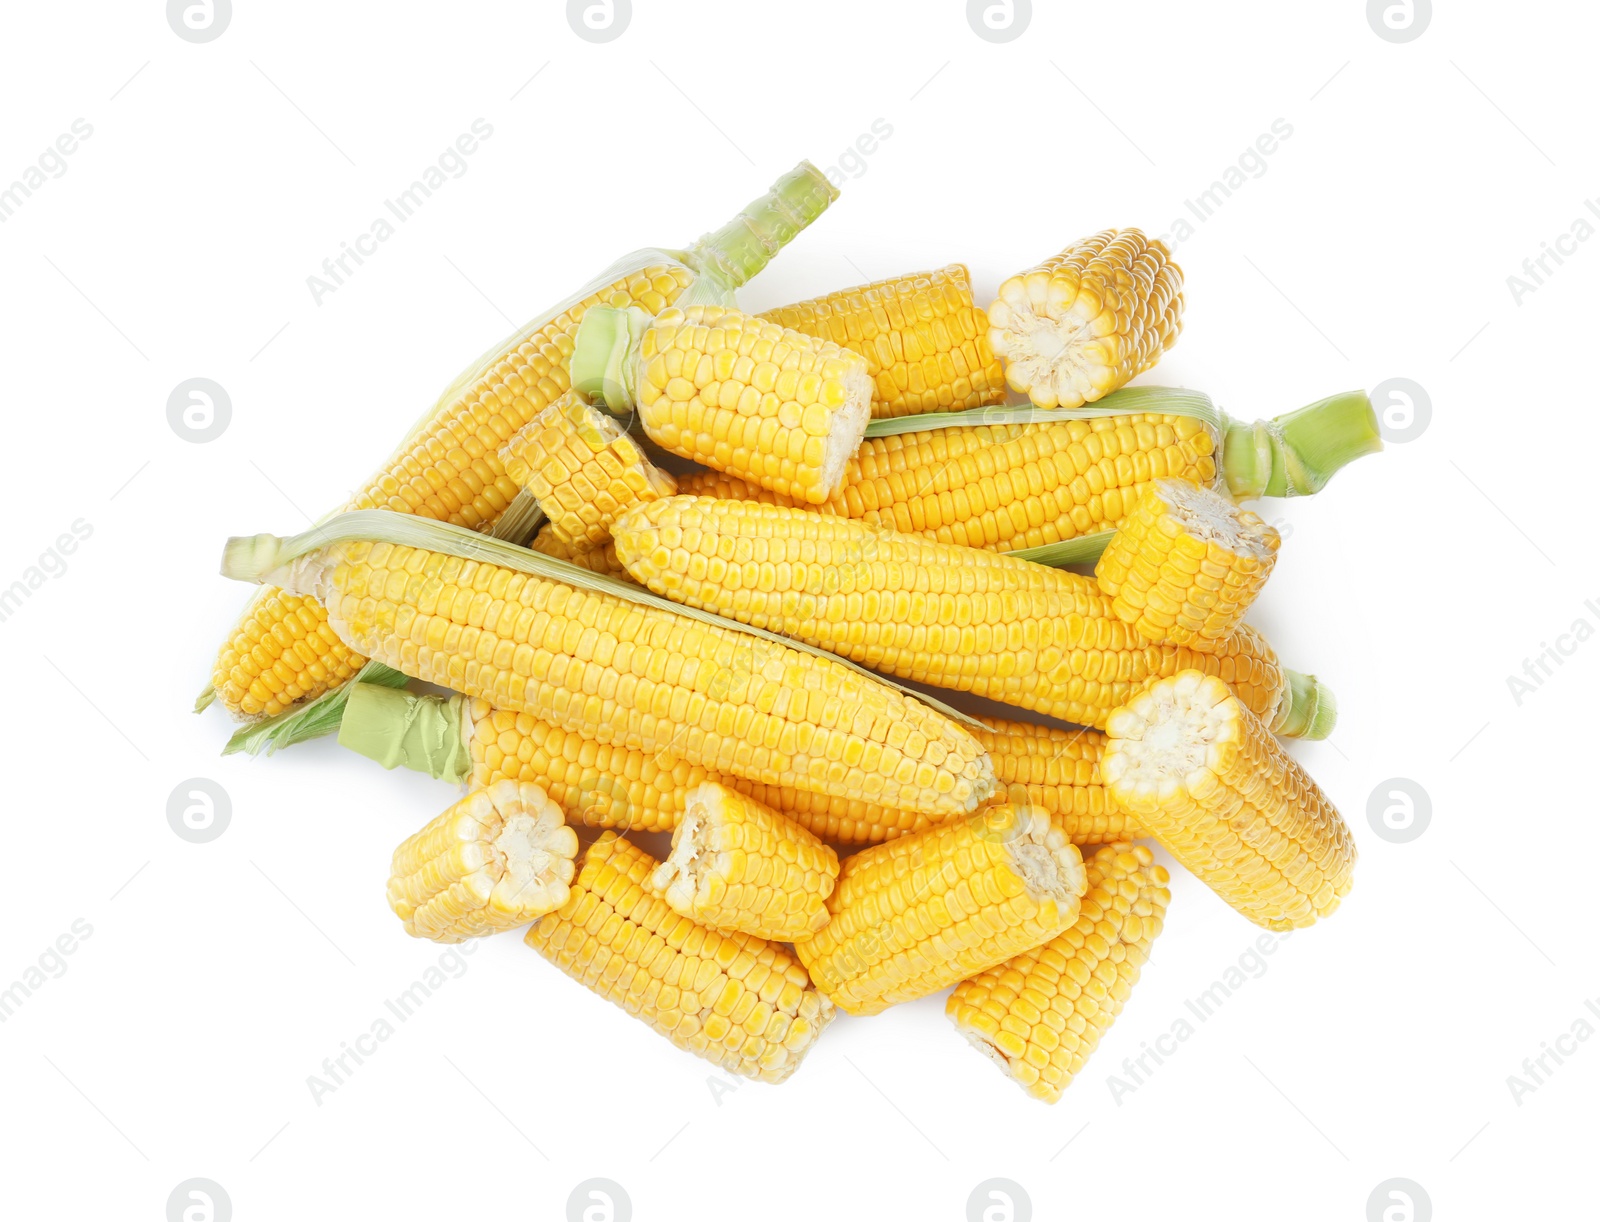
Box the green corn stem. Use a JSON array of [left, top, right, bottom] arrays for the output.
[[219, 509, 985, 733], [1220, 390, 1381, 499], [338, 684, 470, 781], [686, 161, 838, 292], [221, 662, 411, 756], [1272, 670, 1338, 740], [570, 305, 651, 410]]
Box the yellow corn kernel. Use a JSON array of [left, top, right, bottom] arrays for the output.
[[988, 229, 1184, 409], [976, 719, 1142, 844], [527, 523, 630, 579], [793, 806, 1087, 1015], [1095, 478, 1280, 651], [525, 832, 834, 1082], [948, 842, 1170, 1102], [1103, 671, 1356, 929], [759, 265, 1005, 418], [651, 783, 839, 939], [387, 780, 578, 943]]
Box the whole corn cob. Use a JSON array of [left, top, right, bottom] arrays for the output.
[[1103, 671, 1354, 929], [500, 391, 678, 548], [386, 780, 578, 943], [339, 685, 1142, 847], [1095, 478, 1280, 651], [988, 229, 1184, 409], [757, 265, 1005, 418], [571, 304, 873, 505], [610, 495, 1325, 736], [669, 388, 1381, 555], [794, 805, 1087, 1015], [947, 842, 1169, 1102], [528, 523, 630, 579], [651, 783, 838, 939], [207, 163, 838, 721], [525, 832, 834, 1082], [225, 516, 996, 817]]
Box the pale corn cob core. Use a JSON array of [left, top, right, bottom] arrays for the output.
[[675, 412, 1220, 552], [794, 806, 1087, 1016], [500, 391, 678, 548], [386, 780, 578, 943], [1096, 478, 1280, 652], [1103, 671, 1355, 930], [948, 842, 1170, 1103], [758, 265, 1006, 418], [610, 495, 1288, 732], [650, 783, 839, 939], [988, 229, 1184, 409], [632, 305, 874, 505], [525, 832, 835, 1083], [271, 539, 995, 816], [210, 264, 696, 720], [528, 524, 629, 579]]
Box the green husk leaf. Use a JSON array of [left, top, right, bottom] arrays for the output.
[[1007, 531, 1114, 569], [862, 386, 1223, 438], [221, 662, 410, 757]]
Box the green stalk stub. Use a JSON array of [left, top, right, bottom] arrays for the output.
[[1273, 670, 1337, 740], [339, 684, 469, 782], [687, 161, 838, 291], [1221, 390, 1382, 500], [221, 661, 411, 756], [571, 305, 649, 412]]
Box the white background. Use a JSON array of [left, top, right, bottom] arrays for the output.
[[1, 1, 1592, 1219]]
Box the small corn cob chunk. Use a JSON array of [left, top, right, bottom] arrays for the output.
[[758, 265, 1005, 418], [500, 391, 678, 548], [526, 832, 834, 1082], [1103, 671, 1355, 929], [386, 780, 578, 943], [948, 842, 1169, 1102], [244, 529, 995, 817], [528, 523, 630, 579], [651, 783, 839, 939], [208, 163, 837, 721], [978, 719, 1142, 844], [611, 496, 1322, 736], [988, 229, 1184, 409], [794, 805, 1087, 1015], [571, 304, 873, 506], [1096, 478, 1280, 652]]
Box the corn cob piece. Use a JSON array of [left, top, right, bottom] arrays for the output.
[[948, 842, 1169, 1102], [1095, 478, 1280, 651], [651, 783, 838, 939], [526, 832, 834, 1082], [528, 523, 630, 578], [988, 229, 1184, 409], [664, 389, 1380, 555], [611, 495, 1323, 736], [207, 163, 837, 721], [758, 265, 1005, 418], [571, 304, 873, 506], [231, 524, 995, 817], [500, 391, 678, 548], [386, 780, 578, 943], [1103, 671, 1355, 929], [978, 719, 1141, 844], [794, 805, 1086, 1015]]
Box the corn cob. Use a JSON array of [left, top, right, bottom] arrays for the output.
[[1103, 671, 1354, 929], [207, 163, 837, 721], [571, 304, 873, 505], [528, 523, 630, 579], [665, 388, 1380, 555], [794, 805, 1087, 1015], [651, 783, 838, 939], [227, 520, 996, 817], [948, 842, 1169, 1102], [386, 780, 577, 943], [978, 719, 1141, 844], [525, 832, 833, 1082], [499, 391, 677, 548], [988, 229, 1184, 409], [610, 495, 1324, 736], [758, 265, 1005, 418], [1095, 478, 1280, 651]]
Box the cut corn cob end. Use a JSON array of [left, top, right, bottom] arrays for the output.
[[1103, 671, 1355, 930], [948, 842, 1170, 1102], [988, 229, 1184, 409], [387, 780, 578, 943], [650, 782, 839, 940], [1272, 669, 1338, 740], [1096, 478, 1281, 651]]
